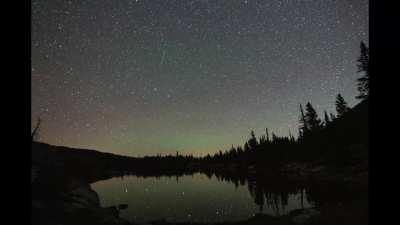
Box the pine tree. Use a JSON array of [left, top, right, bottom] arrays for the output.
[[356, 41, 369, 100], [323, 110, 331, 127], [305, 102, 322, 132], [248, 130, 258, 150], [288, 130, 295, 142], [335, 94, 350, 117], [299, 104, 309, 138]]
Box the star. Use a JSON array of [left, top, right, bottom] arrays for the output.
[[32, 0, 368, 157]]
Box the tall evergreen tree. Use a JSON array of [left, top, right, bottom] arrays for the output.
[[299, 104, 309, 138], [335, 94, 350, 117], [305, 102, 322, 131], [356, 41, 369, 100]]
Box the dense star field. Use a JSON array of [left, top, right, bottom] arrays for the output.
[[31, 0, 368, 157]]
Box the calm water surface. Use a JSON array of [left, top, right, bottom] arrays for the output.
[[91, 173, 311, 224]]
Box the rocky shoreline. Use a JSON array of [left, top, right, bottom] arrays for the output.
[[32, 173, 133, 225], [31, 142, 134, 225]]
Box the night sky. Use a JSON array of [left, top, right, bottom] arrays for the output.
[[32, 0, 368, 157]]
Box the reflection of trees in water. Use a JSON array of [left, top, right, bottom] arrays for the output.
[[246, 179, 300, 216], [211, 172, 310, 216], [116, 170, 316, 215]]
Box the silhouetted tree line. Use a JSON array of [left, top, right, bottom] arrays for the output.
[[200, 41, 369, 169], [32, 42, 369, 183], [84, 41, 368, 174], [158, 167, 312, 214], [200, 97, 349, 169]]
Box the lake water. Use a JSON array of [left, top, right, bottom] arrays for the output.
[[91, 173, 311, 224]]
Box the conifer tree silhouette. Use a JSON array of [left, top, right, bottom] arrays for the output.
[[248, 130, 258, 150], [305, 102, 322, 132], [299, 104, 309, 138], [323, 110, 331, 126], [335, 94, 350, 117]]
